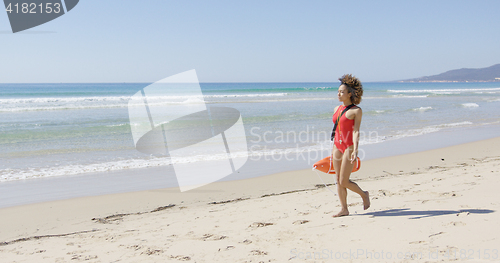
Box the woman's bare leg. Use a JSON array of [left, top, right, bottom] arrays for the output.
[[332, 147, 349, 217], [333, 147, 370, 217], [339, 147, 370, 209]]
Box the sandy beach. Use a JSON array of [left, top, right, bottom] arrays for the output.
[[1, 137, 499, 262]]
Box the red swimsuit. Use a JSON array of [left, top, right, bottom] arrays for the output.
[[332, 105, 355, 153]]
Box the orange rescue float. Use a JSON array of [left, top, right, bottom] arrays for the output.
[[312, 156, 361, 174]]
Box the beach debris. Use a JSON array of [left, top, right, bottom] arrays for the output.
[[0, 229, 100, 246], [249, 222, 274, 228], [92, 213, 128, 224], [150, 205, 176, 213], [429, 232, 444, 238], [261, 189, 310, 198], [208, 197, 249, 205], [92, 204, 175, 224], [315, 183, 334, 188], [292, 220, 309, 225]]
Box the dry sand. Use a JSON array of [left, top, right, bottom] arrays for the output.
[[1, 137, 499, 262]]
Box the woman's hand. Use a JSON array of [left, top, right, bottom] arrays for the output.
[[350, 150, 358, 164]]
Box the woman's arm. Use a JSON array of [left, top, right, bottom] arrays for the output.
[[331, 105, 340, 157], [351, 108, 362, 163]]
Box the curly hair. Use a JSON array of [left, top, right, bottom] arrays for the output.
[[339, 74, 363, 105]]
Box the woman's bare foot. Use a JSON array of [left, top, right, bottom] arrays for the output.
[[332, 209, 349, 218], [363, 191, 370, 210]]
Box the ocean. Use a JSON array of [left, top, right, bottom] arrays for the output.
[[1, 82, 500, 186]]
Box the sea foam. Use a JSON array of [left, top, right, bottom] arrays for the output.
[[413, 106, 433, 112], [387, 87, 500, 93], [461, 103, 479, 108]]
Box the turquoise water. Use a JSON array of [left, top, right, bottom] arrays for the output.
[[1, 82, 499, 182]]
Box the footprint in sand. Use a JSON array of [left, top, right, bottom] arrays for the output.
[[439, 192, 457, 197], [249, 222, 274, 228], [250, 250, 268, 255], [378, 190, 393, 196], [70, 255, 98, 261], [201, 234, 227, 241], [169, 255, 191, 261], [141, 248, 164, 255], [292, 220, 309, 225], [219, 246, 235, 251], [127, 245, 143, 251], [446, 221, 466, 226]]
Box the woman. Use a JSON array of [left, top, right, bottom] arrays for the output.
[[331, 74, 370, 217]]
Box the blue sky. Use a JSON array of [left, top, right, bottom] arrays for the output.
[[1, 0, 499, 83]]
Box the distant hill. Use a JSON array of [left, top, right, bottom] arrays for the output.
[[401, 64, 500, 82]]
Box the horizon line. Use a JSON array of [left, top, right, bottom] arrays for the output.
[[0, 80, 401, 84]]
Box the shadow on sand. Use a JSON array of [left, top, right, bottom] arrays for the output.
[[364, 208, 494, 219]]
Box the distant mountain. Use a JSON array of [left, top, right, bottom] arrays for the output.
[[401, 64, 500, 82]]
